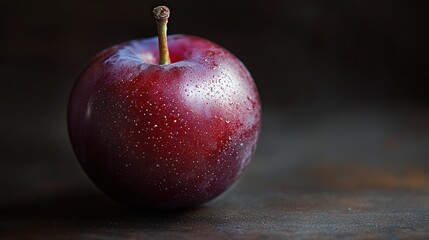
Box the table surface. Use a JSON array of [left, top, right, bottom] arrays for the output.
[[1, 109, 429, 239]]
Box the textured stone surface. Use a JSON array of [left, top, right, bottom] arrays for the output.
[[1, 109, 429, 239]]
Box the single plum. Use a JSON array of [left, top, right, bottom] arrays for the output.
[[68, 6, 261, 208]]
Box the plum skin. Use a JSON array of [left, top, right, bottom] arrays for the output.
[[68, 34, 261, 208]]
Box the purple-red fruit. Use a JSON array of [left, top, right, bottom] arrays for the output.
[[68, 6, 261, 208]]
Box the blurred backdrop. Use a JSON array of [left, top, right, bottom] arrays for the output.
[[1, 0, 428, 206]]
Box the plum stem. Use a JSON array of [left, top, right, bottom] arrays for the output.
[[153, 6, 171, 65]]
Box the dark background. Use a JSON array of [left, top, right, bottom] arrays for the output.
[[1, 0, 429, 238]]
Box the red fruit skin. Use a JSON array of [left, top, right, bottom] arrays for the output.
[[68, 34, 261, 208]]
